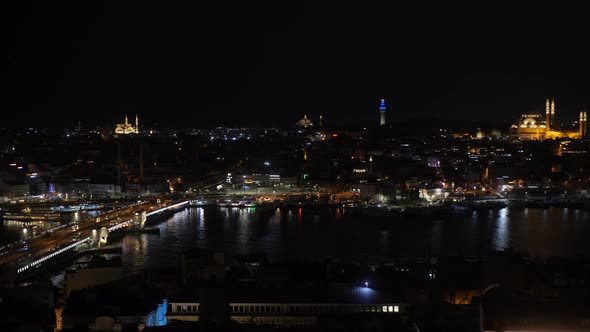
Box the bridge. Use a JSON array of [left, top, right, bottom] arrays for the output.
[[12, 201, 189, 275]]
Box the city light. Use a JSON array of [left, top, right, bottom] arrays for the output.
[[3, 7, 589, 331]]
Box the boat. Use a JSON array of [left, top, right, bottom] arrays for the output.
[[51, 204, 103, 212], [217, 199, 232, 207], [189, 198, 213, 207], [2, 212, 61, 222]]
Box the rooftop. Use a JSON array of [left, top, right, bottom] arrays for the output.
[[170, 287, 401, 304]]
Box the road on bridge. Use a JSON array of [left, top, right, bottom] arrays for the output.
[[0, 201, 159, 269]]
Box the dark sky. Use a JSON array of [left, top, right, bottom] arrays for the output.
[[2, 2, 590, 128]]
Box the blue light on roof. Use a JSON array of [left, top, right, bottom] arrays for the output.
[[379, 99, 386, 111]]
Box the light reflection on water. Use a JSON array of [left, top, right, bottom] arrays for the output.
[[494, 208, 509, 250], [31, 206, 590, 274]]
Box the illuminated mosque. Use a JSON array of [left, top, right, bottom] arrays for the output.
[[511, 98, 587, 140], [115, 114, 139, 134], [296, 114, 314, 128]]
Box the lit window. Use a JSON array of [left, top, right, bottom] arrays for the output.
[[383, 305, 388, 312], [394, 305, 399, 312], [388, 306, 393, 312]]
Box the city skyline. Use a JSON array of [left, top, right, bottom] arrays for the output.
[[3, 96, 590, 131], [4, 2, 590, 127], [4, 2, 590, 331]]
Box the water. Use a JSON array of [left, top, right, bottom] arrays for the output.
[[103, 206, 590, 274], [4, 206, 590, 276]]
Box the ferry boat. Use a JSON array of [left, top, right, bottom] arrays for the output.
[[242, 201, 256, 207], [189, 199, 213, 207], [51, 204, 103, 212], [2, 212, 61, 222]]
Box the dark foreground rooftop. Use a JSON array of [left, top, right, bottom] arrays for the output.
[[170, 286, 401, 304]]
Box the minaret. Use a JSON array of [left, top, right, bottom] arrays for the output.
[[580, 111, 588, 139], [125, 115, 129, 126], [545, 98, 551, 131], [550, 97, 555, 129], [135, 114, 139, 134], [319, 114, 323, 127], [379, 99, 386, 126]]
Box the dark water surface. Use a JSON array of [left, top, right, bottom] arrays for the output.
[[105, 206, 590, 274]]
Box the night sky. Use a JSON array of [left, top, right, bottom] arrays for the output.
[[3, 2, 590, 128]]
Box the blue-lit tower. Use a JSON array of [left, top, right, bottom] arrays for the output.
[[379, 99, 386, 126]]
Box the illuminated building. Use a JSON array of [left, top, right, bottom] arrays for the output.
[[581, 111, 588, 137], [379, 98, 386, 126], [115, 114, 139, 134], [166, 287, 403, 328], [296, 114, 314, 128], [550, 96, 555, 128], [512, 113, 545, 140], [545, 98, 551, 131], [511, 98, 581, 140]]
